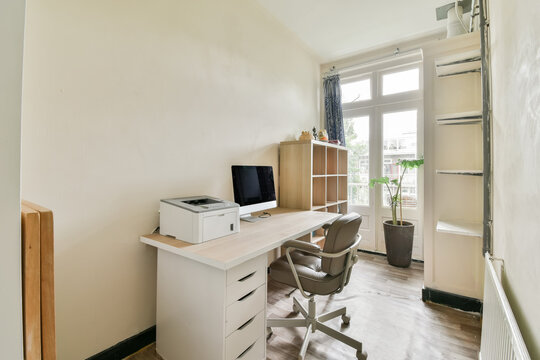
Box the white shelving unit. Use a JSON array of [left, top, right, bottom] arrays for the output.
[[436, 220, 482, 238], [427, 35, 485, 300]]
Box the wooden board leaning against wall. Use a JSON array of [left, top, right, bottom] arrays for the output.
[[21, 200, 56, 360]]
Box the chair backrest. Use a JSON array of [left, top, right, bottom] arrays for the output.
[[321, 213, 362, 276]]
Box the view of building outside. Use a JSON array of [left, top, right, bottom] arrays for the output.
[[382, 110, 418, 207], [344, 116, 369, 206]]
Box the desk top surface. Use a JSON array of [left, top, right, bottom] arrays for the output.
[[140, 208, 340, 270]]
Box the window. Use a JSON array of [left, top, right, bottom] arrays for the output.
[[382, 110, 418, 208], [341, 78, 371, 103], [341, 59, 422, 209], [382, 68, 420, 96], [337, 51, 423, 256], [344, 116, 369, 206]]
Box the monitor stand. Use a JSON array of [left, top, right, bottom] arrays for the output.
[[240, 214, 262, 223]]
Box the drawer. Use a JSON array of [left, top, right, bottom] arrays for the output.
[[227, 255, 266, 285], [226, 311, 264, 360], [228, 336, 264, 360], [202, 211, 238, 242], [226, 266, 265, 306], [226, 284, 265, 336]]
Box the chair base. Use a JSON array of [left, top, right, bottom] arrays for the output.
[[267, 297, 367, 360]]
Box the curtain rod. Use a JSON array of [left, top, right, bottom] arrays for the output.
[[322, 47, 423, 78]]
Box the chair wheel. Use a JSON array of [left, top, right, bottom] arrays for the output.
[[292, 303, 300, 314], [356, 350, 368, 360], [341, 314, 351, 325]]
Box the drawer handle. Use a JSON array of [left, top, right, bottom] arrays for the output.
[[236, 342, 255, 359], [237, 315, 256, 331], [238, 271, 256, 282], [238, 289, 256, 302]]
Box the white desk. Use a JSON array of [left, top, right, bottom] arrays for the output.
[[141, 208, 340, 360]]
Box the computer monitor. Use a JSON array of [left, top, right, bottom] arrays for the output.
[[231, 165, 277, 222]]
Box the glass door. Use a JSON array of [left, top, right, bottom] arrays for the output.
[[344, 112, 375, 250], [376, 104, 423, 258], [340, 61, 424, 259]]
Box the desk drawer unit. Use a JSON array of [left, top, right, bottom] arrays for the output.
[[156, 250, 267, 360]]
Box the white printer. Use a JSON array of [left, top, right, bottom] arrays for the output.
[[159, 196, 240, 244]]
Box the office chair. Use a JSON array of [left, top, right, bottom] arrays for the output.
[[267, 213, 367, 360]]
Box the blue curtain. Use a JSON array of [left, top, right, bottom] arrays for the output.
[[324, 74, 346, 146]]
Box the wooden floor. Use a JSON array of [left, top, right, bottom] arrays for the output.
[[126, 253, 481, 360]]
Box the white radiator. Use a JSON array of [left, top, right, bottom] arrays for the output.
[[479, 254, 531, 360]]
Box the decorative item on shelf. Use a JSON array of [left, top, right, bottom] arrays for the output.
[[369, 158, 424, 268], [328, 140, 341, 145], [299, 131, 314, 141], [312, 127, 318, 140], [318, 129, 329, 142]]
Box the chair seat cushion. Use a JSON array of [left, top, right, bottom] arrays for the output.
[[269, 251, 343, 295]]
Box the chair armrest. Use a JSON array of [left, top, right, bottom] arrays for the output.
[[282, 240, 321, 255]]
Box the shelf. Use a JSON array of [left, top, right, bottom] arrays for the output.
[[338, 150, 348, 175], [311, 205, 327, 211], [313, 145, 326, 176], [436, 170, 483, 176], [327, 176, 338, 202], [435, 49, 481, 77], [436, 110, 482, 125], [312, 175, 326, 178], [436, 220, 482, 238]]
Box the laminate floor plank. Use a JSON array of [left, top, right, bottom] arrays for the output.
[[125, 253, 481, 360]]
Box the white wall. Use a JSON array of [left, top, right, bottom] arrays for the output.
[[20, 0, 320, 358], [0, 0, 25, 358], [490, 0, 540, 357]]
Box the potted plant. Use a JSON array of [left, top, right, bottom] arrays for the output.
[[369, 158, 424, 267]]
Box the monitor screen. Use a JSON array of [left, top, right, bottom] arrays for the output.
[[231, 165, 276, 207]]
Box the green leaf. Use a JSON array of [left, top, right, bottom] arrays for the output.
[[369, 176, 389, 188], [390, 179, 399, 186], [397, 158, 424, 169]]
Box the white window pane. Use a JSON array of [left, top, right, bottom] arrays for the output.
[[382, 68, 419, 96], [382, 110, 417, 208], [344, 116, 369, 206], [341, 79, 371, 103]]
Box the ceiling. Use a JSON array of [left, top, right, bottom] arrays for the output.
[[254, 0, 454, 62]]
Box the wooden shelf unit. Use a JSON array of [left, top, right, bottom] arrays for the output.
[[280, 140, 349, 243]]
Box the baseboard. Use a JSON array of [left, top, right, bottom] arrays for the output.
[[422, 287, 483, 313], [357, 249, 424, 263], [86, 326, 156, 360]]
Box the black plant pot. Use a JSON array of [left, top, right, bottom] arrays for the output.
[[383, 220, 415, 268]]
